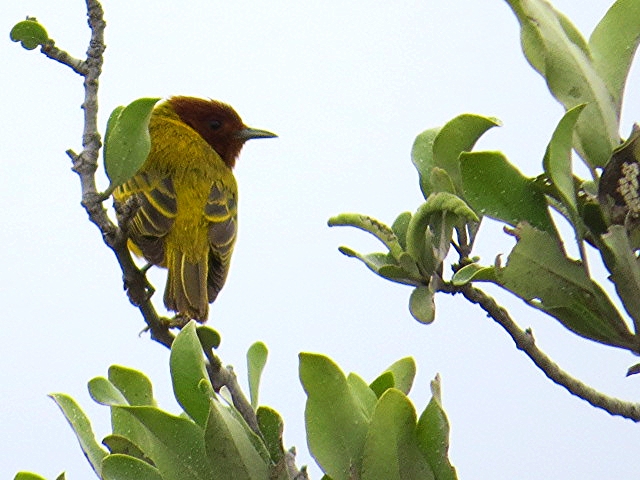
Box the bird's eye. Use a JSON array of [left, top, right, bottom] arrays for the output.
[[208, 120, 222, 130]]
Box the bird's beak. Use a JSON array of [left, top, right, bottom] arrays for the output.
[[237, 127, 278, 141]]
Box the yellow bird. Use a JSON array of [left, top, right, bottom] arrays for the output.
[[114, 96, 276, 322]]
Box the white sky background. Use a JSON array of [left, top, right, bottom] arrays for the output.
[[2, 0, 640, 478]]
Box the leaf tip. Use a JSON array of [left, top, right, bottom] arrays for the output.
[[10, 18, 49, 50]]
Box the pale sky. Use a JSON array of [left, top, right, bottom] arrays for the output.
[[2, 1, 640, 479]]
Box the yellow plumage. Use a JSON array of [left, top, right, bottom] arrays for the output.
[[113, 97, 275, 322]]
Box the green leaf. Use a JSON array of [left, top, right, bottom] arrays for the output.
[[170, 321, 212, 427], [337, 248, 385, 267], [361, 389, 435, 480], [405, 192, 478, 277], [429, 211, 457, 266], [103, 97, 161, 196], [14, 473, 48, 480], [221, 404, 272, 466], [102, 373, 153, 453], [49, 393, 108, 478], [505, 0, 619, 168], [398, 252, 422, 278], [412, 127, 441, 199], [102, 434, 151, 463], [108, 365, 155, 406], [88, 377, 128, 406], [330, 212, 432, 285], [409, 286, 436, 324], [391, 212, 412, 249], [580, 198, 608, 236], [112, 406, 213, 480], [589, 0, 640, 117], [460, 151, 556, 234], [299, 353, 369, 480], [411, 115, 501, 199], [451, 263, 497, 285], [247, 341, 268, 410], [382, 357, 416, 395], [204, 398, 270, 480], [102, 454, 163, 480], [416, 375, 457, 480], [368, 358, 416, 398], [369, 371, 395, 399], [257, 406, 285, 463], [10, 19, 48, 50], [338, 247, 421, 286], [429, 167, 456, 195], [600, 225, 640, 333], [497, 223, 634, 348], [347, 373, 378, 418], [431, 114, 501, 196], [377, 264, 422, 286], [543, 104, 586, 216], [196, 325, 222, 350], [411, 193, 479, 227], [329, 213, 404, 260], [105, 106, 125, 148]]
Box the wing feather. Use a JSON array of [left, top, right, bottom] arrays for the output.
[[114, 172, 177, 265], [205, 179, 238, 301]]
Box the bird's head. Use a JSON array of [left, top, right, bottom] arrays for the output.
[[169, 96, 276, 168]]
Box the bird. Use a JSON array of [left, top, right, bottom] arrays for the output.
[[113, 96, 276, 323]]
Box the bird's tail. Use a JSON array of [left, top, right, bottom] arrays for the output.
[[164, 249, 209, 322]]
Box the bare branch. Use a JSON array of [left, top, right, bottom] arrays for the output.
[[56, 4, 176, 348], [51, 0, 256, 420], [40, 41, 87, 75], [452, 283, 640, 422], [204, 347, 261, 434], [285, 448, 309, 480]]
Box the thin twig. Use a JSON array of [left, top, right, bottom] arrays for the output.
[[285, 448, 309, 480], [41, 40, 87, 75], [204, 347, 261, 435], [58, 2, 175, 348], [446, 282, 640, 421]]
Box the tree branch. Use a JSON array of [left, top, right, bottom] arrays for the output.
[[49, 1, 175, 348], [55, 1, 258, 424], [449, 283, 640, 421], [202, 344, 312, 479], [204, 348, 261, 434], [35, 5, 308, 477], [285, 448, 309, 480], [40, 40, 87, 75]]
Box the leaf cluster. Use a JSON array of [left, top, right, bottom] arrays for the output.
[[300, 354, 456, 480], [330, 0, 640, 359], [16, 323, 290, 480], [14, 322, 456, 480]]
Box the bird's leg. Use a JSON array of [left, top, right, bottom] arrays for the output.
[[163, 313, 192, 329], [122, 265, 155, 306]]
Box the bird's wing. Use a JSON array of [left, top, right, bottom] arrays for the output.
[[205, 178, 238, 302], [115, 171, 177, 265]]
